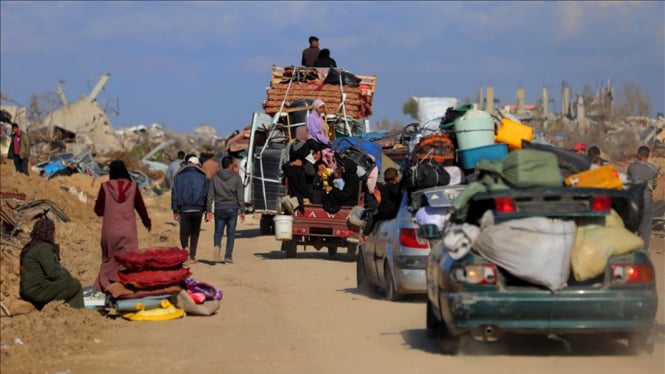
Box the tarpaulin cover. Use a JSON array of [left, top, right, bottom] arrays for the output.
[[332, 137, 382, 170], [474, 215, 576, 291], [118, 268, 191, 289], [116, 247, 189, 271]]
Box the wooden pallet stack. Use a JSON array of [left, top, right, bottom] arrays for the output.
[[262, 65, 376, 119]]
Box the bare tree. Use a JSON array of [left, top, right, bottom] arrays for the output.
[[26, 92, 62, 126], [615, 81, 651, 117]]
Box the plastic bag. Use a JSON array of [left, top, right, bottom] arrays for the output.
[[474, 216, 576, 291], [571, 210, 644, 281]]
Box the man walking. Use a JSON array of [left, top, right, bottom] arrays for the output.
[[8, 123, 30, 175], [206, 156, 245, 264], [627, 145, 660, 252], [172, 156, 209, 263], [301, 36, 320, 67]]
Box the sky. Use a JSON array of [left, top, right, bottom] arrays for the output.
[[1, 1, 664, 136]]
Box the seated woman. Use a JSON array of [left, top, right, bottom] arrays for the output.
[[20, 215, 84, 309], [323, 159, 361, 214]]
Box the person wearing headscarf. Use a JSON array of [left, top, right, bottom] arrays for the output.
[[313, 48, 337, 68], [306, 99, 330, 151], [322, 158, 361, 214], [20, 216, 84, 309], [94, 160, 151, 292]]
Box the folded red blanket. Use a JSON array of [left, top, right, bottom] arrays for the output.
[[116, 247, 189, 271], [117, 268, 191, 289]]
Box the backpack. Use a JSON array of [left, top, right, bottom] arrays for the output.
[[335, 146, 376, 179], [413, 132, 455, 164], [403, 159, 451, 191]]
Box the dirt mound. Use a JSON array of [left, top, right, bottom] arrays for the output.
[[0, 158, 180, 373]]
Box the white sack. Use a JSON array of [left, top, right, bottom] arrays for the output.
[[474, 217, 576, 291], [413, 97, 459, 131]]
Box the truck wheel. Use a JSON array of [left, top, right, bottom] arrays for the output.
[[282, 240, 297, 258], [260, 215, 274, 235], [327, 246, 338, 256], [384, 263, 401, 301], [356, 253, 372, 293], [629, 328, 655, 355]]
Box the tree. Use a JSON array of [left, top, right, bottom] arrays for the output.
[[401, 97, 418, 120], [26, 92, 61, 126], [616, 81, 651, 117]]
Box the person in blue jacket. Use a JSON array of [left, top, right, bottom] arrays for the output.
[[172, 156, 209, 264]]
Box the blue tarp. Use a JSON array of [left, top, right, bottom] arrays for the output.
[[331, 137, 382, 170]]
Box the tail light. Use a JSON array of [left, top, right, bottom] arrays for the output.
[[451, 264, 497, 285], [611, 263, 654, 284], [335, 229, 356, 237], [494, 197, 516, 213], [591, 195, 611, 212], [293, 227, 307, 235], [399, 228, 429, 249]]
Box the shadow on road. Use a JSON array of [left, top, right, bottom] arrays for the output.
[[401, 330, 640, 356], [254, 250, 356, 263], [235, 228, 264, 239], [400, 329, 441, 354]]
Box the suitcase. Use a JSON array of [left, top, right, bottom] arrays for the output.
[[564, 164, 623, 190]]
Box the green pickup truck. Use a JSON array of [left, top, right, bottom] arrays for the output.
[[424, 185, 657, 355]]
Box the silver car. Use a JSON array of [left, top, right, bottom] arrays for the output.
[[356, 185, 466, 301]]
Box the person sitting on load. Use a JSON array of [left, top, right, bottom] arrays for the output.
[[322, 158, 361, 214], [361, 168, 401, 242], [306, 99, 330, 151]]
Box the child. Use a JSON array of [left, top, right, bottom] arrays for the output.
[[332, 167, 345, 190], [361, 168, 401, 242]]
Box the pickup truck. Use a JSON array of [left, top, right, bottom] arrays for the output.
[[424, 185, 657, 355], [280, 183, 363, 259]]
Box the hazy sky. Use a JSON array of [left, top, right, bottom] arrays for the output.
[[1, 1, 663, 135]]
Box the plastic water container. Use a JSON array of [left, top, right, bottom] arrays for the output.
[[273, 215, 293, 241], [495, 118, 534, 151], [457, 143, 509, 170], [453, 110, 496, 150]]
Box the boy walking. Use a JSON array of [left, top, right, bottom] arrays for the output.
[[207, 156, 245, 264]]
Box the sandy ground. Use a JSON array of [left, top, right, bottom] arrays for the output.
[[1, 158, 664, 374]]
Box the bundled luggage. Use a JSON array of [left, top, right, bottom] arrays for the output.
[[474, 215, 576, 291], [402, 159, 451, 191], [412, 132, 455, 165]]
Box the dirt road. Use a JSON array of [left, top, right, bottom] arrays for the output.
[[48, 219, 664, 374]]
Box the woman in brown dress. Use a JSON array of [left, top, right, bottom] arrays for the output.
[[94, 160, 151, 292]]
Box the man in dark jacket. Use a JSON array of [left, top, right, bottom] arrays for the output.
[[172, 156, 209, 263], [206, 156, 245, 264]]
